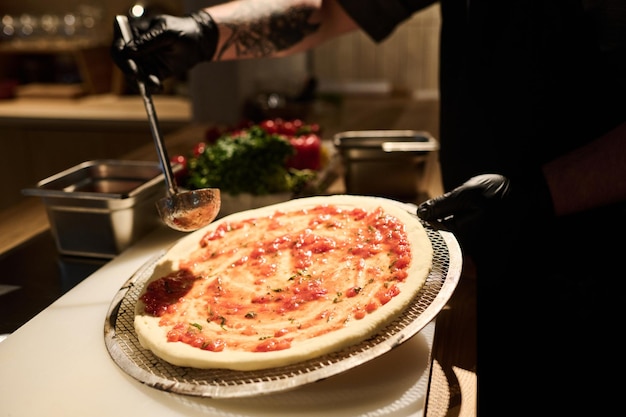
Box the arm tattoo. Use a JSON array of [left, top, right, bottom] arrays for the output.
[[215, 5, 320, 60]]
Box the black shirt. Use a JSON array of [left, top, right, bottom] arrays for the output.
[[338, 1, 626, 414], [339, 0, 626, 188]]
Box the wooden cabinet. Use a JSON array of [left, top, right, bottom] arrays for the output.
[[0, 39, 114, 95], [0, 94, 192, 210]]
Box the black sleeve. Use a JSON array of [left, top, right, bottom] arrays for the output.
[[337, 0, 438, 42], [586, 0, 626, 93]]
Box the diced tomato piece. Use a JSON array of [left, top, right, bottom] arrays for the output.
[[292, 118, 303, 131], [254, 337, 292, 352], [193, 141, 207, 157], [170, 154, 188, 182], [259, 119, 278, 134], [280, 120, 297, 136], [286, 133, 322, 170]]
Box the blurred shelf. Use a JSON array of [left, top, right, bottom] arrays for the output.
[[0, 38, 112, 94], [0, 38, 106, 54], [0, 93, 191, 124]]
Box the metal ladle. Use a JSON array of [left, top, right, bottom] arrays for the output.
[[115, 15, 220, 232]]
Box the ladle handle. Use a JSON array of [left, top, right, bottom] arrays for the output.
[[115, 15, 178, 197]]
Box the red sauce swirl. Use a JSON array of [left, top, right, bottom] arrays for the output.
[[139, 204, 414, 353]]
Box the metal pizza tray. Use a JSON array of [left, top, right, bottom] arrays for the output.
[[104, 203, 462, 398]]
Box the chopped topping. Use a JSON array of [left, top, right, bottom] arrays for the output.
[[141, 204, 413, 353]]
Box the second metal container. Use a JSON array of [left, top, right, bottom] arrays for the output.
[[333, 130, 439, 202]]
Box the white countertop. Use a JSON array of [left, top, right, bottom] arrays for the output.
[[0, 225, 435, 417]]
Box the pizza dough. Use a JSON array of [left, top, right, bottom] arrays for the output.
[[134, 195, 433, 370]]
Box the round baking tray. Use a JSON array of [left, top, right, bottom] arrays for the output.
[[104, 210, 461, 399]]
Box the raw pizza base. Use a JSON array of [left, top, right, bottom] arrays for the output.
[[134, 195, 433, 371]]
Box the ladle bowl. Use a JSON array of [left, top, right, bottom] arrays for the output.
[[156, 188, 221, 232]]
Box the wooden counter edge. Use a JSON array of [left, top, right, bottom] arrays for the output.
[[0, 198, 49, 255]]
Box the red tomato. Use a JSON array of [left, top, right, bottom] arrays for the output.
[[292, 118, 303, 131], [170, 154, 187, 166], [193, 142, 207, 157], [280, 120, 297, 136], [309, 123, 321, 134], [259, 119, 278, 134], [169, 155, 188, 182], [286, 133, 322, 170]]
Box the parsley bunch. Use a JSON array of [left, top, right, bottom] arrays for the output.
[[185, 125, 316, 195]]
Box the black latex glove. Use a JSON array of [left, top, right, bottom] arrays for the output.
[[417, 173, 554, 278], [111, 11, 218, 87]]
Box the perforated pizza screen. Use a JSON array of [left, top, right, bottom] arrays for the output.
[[104, 202, 460, 398]]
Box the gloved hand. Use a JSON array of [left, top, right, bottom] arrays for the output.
[[417, 173, 554, 278], [111, 11, 218, 87]]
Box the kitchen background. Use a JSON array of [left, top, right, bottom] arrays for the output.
[[0, 0, 441, 211]]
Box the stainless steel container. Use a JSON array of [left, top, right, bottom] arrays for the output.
[[22, 160, 168, 258], [333, 130, 439, 202]]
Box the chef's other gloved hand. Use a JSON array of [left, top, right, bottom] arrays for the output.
[[416, 173, 554, 278], [111, 11, 218, 89]]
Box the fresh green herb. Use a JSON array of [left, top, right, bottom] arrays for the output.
[[185, 126, 315, 195]]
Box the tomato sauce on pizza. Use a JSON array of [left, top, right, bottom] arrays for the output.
[[134, 196, 432, 370]]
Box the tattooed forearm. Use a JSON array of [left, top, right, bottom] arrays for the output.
[[215, 5, 320, 60]]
